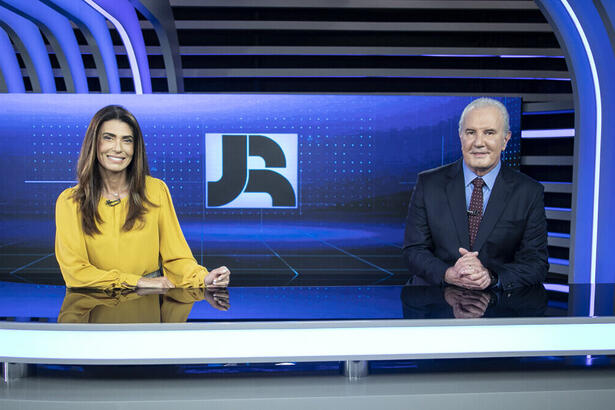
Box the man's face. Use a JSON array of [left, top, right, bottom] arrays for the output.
[[459, 106, 511, 176]]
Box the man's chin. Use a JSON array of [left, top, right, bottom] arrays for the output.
[[467, 162, 495, 176]]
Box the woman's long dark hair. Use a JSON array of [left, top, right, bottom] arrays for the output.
[[72, 105, 156, 235]]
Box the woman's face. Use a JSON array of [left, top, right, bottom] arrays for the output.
[[97, 119, 135, 174]]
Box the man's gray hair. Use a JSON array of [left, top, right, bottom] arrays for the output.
[[458, 97, 510, 135]]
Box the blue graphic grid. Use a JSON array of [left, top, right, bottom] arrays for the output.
[[0, 94, 520, 280]]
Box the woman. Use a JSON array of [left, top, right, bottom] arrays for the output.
[[55, 105, 230, 289]]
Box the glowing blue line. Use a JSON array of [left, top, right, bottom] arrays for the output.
[[548, 232, 570, 238], [186, 74, 571, 81], [9, 253, 54, 275], [523, 110, 574, 115], [205, 253, 404, 258], [421, 54, 498, 57], [83, 0, 142, 94], [385, 242, 403, 250], [372, 273, 396, 285], [590, 283, 596, 318], [0, 252, 52, 256], [521, 128, 575, 138], [545, 206, 571, 212], [304, 233, 394, 276], [260, 240, 299, 281], [549, 257, 569, 266], [499, 55, 565, 59], [560, 0, 601, 296], [24, 180, 76, 184], [544, 283, 570, 293], [215, 268, 402, 271], [0, 239, 24, 249], [420, 54, 565, 59], [216, 268, 294, 271]]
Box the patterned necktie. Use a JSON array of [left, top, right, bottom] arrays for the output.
[[468, 177, 485, 250]]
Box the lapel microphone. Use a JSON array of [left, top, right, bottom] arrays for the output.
[[466, 210, 479, 217], [105, 199, 121, 207]]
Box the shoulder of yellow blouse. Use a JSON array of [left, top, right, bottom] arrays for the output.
[[56, 186, 78, 205], [145, 175, 165, 190], [145, 176, 170, 208], [145, 175, 171, 195]]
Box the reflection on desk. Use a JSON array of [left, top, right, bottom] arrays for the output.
[[401, 285, 548, 319], [58, 288, 229, 323], [7, 281, 615, 324]]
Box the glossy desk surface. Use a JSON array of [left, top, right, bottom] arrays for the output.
[[0, 278, 612, 323], [2, 277, 615, 366]]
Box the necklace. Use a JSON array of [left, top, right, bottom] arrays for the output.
[[105, 186, 126, 199], [105, 187, 125, 207]]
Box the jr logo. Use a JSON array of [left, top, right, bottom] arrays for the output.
[[205, 134, 298, 208]]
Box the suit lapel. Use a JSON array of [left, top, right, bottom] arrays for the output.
[[445, 160, 470, 250], [473, 167, 514, 251]]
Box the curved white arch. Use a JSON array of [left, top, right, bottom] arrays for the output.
[[83, 0, 143, 94], [559, 0, 601, 313]]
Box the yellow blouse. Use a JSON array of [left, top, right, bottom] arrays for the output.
[[55, 176, 207, 288], [57, 288, 206, 323]]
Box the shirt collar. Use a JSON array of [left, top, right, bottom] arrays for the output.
[[462, 159, 501, 190]]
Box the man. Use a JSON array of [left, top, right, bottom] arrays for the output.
[[403, 98, 548, 290]]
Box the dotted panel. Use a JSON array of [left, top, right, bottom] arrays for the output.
[[28, 123, 86, 216], [139, 117, 204, 217], [6, 96, 521, 223]]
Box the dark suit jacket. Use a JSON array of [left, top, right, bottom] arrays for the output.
[[403, 159, 549, 290]]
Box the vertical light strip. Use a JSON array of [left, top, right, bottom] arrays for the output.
[[590, 283, 596, 317], [560, 1, 601, 298], [83, 0, 142, 94]]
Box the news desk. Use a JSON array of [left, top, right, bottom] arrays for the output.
[[2, 273, 615, 383]]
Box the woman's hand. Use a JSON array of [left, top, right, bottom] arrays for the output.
[[137, 276, 175, 289], [204, 266, 230, 288]]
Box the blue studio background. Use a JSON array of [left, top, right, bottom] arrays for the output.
[[0, 94, 520, 279]]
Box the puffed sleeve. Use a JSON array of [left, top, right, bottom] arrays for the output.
[[157, 180, 208, 287], [55, 188, 142, 288], [57, 289, 132, 323]]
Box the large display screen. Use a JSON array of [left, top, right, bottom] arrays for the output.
[[0, 94, 521, 284]]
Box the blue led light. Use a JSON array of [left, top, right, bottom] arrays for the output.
[[0, 5, 55, 92], [1, 0, 89, 93], [83, 0, 151, 93], [42, 0, 121, 93], [0, 25, 24, 92]]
